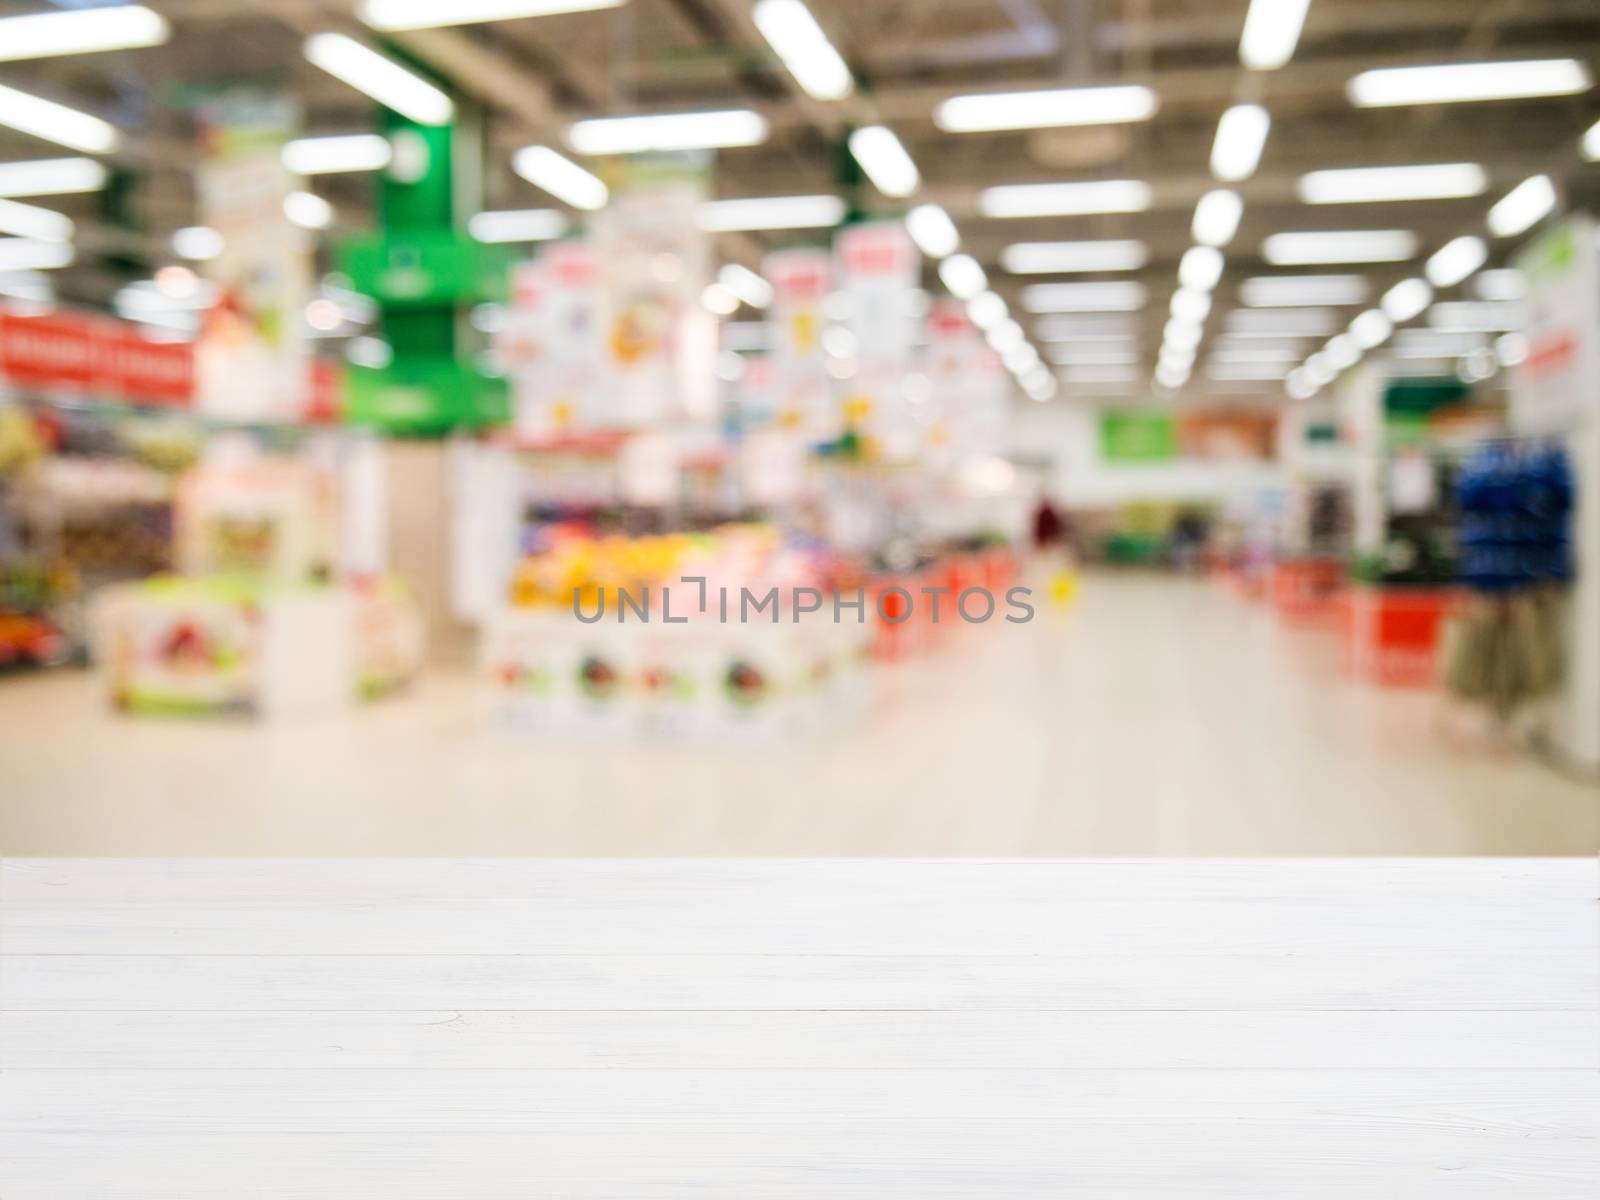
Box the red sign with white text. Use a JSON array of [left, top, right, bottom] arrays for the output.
[[0, 307, 195, 408]]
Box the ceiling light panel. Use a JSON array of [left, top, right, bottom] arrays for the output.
[[935, 85, 1157, 133], [1000, 240, 1148, 275], [978, 180, 1152, 219], [1297, 163, 1488, 204], [1262, 230, 1418, 264], [1348, 59, 1592, 107]]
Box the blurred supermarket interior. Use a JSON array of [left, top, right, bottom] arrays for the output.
[[0, 0, 1598, 855]]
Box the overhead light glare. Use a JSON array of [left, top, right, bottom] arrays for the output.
[[0, 83, 121, 155], [1380, 277, 1433, 322], [938, 253, 988, 300], [935, 85, 1157, 133], [1192, 189, 1243, 248], [0, 5, 168, 64], [717, 263, 774, 309], [1349, 308, 1393, 349], [283, 191, 334, 230], [1021, 281, 1147, 312], [1179, 246, 1225, 292], [1349, 59, 1592, 107], [0, 239, 74, 271], [1262, 229, 1418, 265], [0, 157, 106, 198], [468, 209, 569, 243], [1297, 163, 1488, 205], [1487, 175, 1556, 238], [304, 33, 455, 126], [0, 198, 72, 243], [1425, 236, 1488, 288], [1210, 104, 1271, 182], [697, 194, 843, 231], [362, 0, 624, 32], [1239, 0, 1310, 71], [1240, 274, 1368, 307], [511, 145, 609, 210], [752, 0, 854, 101], [1000, 240, 1148, 275], [283, 134, 393, 176], [569, 109, 767, 155], [847, 125, 920, 198], [978, 180, 1151, 219], [905, 204, 959, 258]]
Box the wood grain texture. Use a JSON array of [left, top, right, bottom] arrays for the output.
[[1, 858, 1596, 1198]]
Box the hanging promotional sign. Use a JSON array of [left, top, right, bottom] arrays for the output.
[[591, 152, 712, 429], [1511, 214, 1600, 436], [764, 248, 832, 438], [836, 221, 919, 460], [0, 308, 194, 406], [192, 87, 311, 424], [926, 298, 1007, 465], [499, 243, 606, 438]]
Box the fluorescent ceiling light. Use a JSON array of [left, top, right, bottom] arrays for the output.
[[0, 5, 168, 63], [1207, 361, 1289, 381], [1473, 269, 1526, 301], [283, 134, 392, 175], [1169, 288, 1212, 323], [0, 269, 52, 303], [905, 204, 959, 258], [1487, 175, 1555, 238], [1393, 329, 1488, 356], [171, 226, 224, 261], [718, 263, 774, 309], [986, 320, 1025, 354], [1425, 236, 1487, 288], [1380, 277, 1432, 322], [848, 126, 919, 198], [305, 34, 455, 126], [1064, 365, 1139, 384], [1287, 370, 1317, 400], [966, 291, 1008, 330], [0, 83, 120, 155], [0, 239, 73, 271], [938, 253, 988, 300], [1349, 308, 1392, 349], [1000, 240, 1147, 274], [1262, 230, 1417, 264], [1211, 345, 1302, 363], [468, 209, 569, 243], [1192, 189, 1242, 248], [0, 198, 72, 243], [512, 145, 608, 211], [1212, 335, 1313, 354], [1162, 320, 1203, 351], [1585, 117, 1600, 161], [1226, 307, 1338, 336], [979, 180, 1152, 219], [361, 0, 623, 31], [0, 157, 107, 198], [1179, 246, 1224, 292], [1239, 274, 1368, 307], [697, 194, 842, 231], [1049, 347, 1139, 366], [283, 191, 334, 230], [1324, 333, 1360, 370], [1348, 59, 1592, 107], [1428, 301, 1526, 332], [1239, 0, 1310, 71], [1034, 314, 1138, 340], [1297, 163, 1487, 204], [1004, 344, 1042, 374], [568, 110, 767, 155], [1156, 361, 1191, 388], [934, 85, 1157, 133], [752, 0, 853, 101], [1022, 281, 1147, 312], [1211, 104, 1270, 182]]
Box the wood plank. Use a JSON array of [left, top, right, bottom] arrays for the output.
[[5, 1068, 1596, 1131], [2, 1128, 1596, 1198], [5, 950, 1594, 1011], [4, 1009, 1592, 1070]]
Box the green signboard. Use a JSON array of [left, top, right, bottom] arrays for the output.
[[1100, 412, 1179, 463]]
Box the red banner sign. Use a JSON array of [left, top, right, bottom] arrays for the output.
[[0, 307, 195, 408]]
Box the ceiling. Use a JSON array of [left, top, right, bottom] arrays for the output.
[[3, 0, 1600, 403]]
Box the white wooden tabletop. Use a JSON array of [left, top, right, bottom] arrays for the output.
[[2, 858, 1597, 1197]]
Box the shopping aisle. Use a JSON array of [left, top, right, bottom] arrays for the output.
[[0, 573, 1594, 856], [2, 858, 1597, 1197]]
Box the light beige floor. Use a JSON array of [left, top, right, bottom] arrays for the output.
[[0, 573, 1594, 855]]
